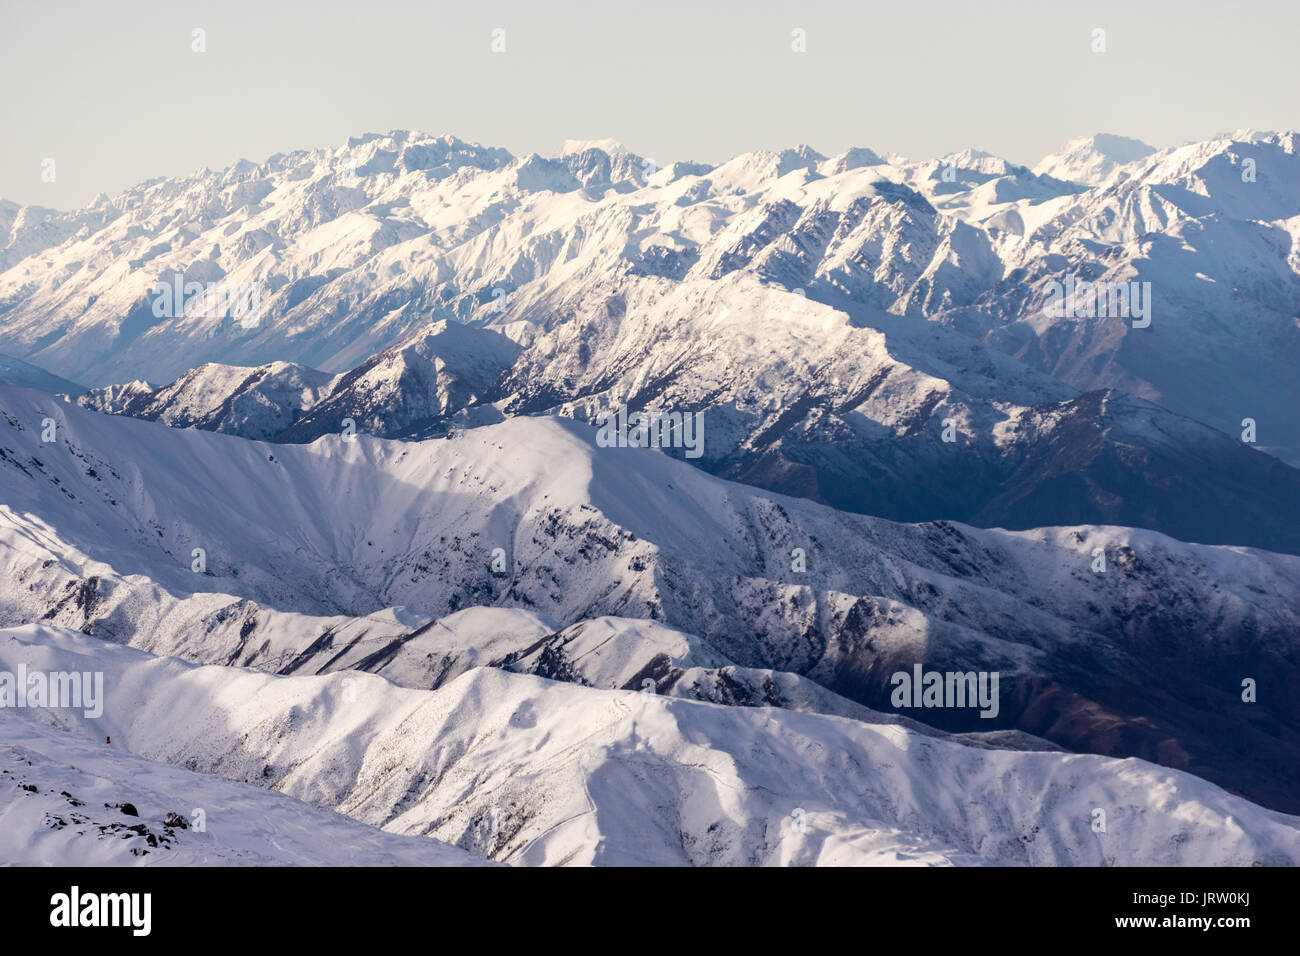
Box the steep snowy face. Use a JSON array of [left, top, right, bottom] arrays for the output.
[[1032, 134, 1157, 186], [0, 131, 518, 384], [275, 319, 520, 442], [6, 624, 1299, 867], [2, 388, 1299, 815], [0, 195, 121, 271], [0, 131, 1130, 391], [79, 360, 335, 440], [74, 320, 520, 443], [973, 131, 1300, 460]]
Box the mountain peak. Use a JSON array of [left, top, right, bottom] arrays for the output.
[[819, 146, 885, 175], [1033, 133, 1156, 185], [557, 137, 630, 156]]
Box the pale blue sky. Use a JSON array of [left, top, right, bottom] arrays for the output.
[[3, 0, 1296, 208]]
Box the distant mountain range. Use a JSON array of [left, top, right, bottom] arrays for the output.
[[2, 129, 1296, 465]]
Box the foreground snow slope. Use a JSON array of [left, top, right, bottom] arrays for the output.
[[2, 386, 1298, 813], [0, 703, 486, 866], [4, 624, 1297, 867]]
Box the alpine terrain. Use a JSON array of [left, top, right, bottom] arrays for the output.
[[1, 129, 1297, 867]]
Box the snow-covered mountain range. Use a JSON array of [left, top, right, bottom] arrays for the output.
[[2, 129, 1297, 465], [3, 129, 1297, 552], [1, 128, 1297, 866], [2, 387, 1298, 824]]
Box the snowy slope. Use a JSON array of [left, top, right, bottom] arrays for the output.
[[0, 196, 119, 271], [974, 131, 1300, 461], [2, 387, 1298, 815], [75, 320, 520, 443], [0, 354, 83, 395], [491, 272, 1300, 553], [275, 320, 519, 441], [78, 360, 334, 440], [4, 624, 1297, 867], [0, 698, 486, 865], [5, 127, 1297, 870]]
